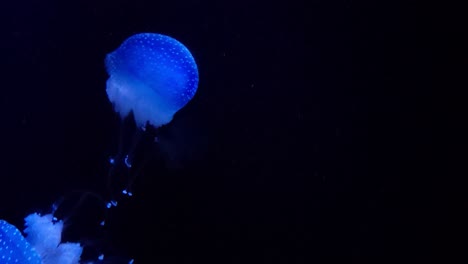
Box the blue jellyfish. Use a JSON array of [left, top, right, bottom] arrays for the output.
[[105, 32, 199, 129], [105, 32, 199, 196], [0, 32, 199, 264], [0, 213, 82, 264], [0, 219, 42, 264]]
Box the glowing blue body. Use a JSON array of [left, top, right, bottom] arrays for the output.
[[0, 219, 42, 264], [106, 33, 199, 128], [1, 214, 83, 264], [0, 32, 197, 264]]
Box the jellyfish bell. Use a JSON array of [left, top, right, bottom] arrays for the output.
[[105, 32, 199, 129], [0, 219, 42, 264]]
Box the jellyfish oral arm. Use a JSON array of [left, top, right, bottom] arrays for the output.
[[106, 76, 175, 128]]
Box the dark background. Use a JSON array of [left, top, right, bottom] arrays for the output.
[[0, 0, 438, 263]]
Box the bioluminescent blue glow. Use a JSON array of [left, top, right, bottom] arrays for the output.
[[105, 33, 199, 128], [0, 219, 42, 264], [1, 213, 82, 264], [0, 32, 199, 264]]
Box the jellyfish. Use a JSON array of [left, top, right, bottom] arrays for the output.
[[0, 32, 199, 263], [0, 213, 83, 264], [104, 32, 199, 197], [0, 218, 42, 264], [0, 195, 129, 264], [105, 32, 199, 130]]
